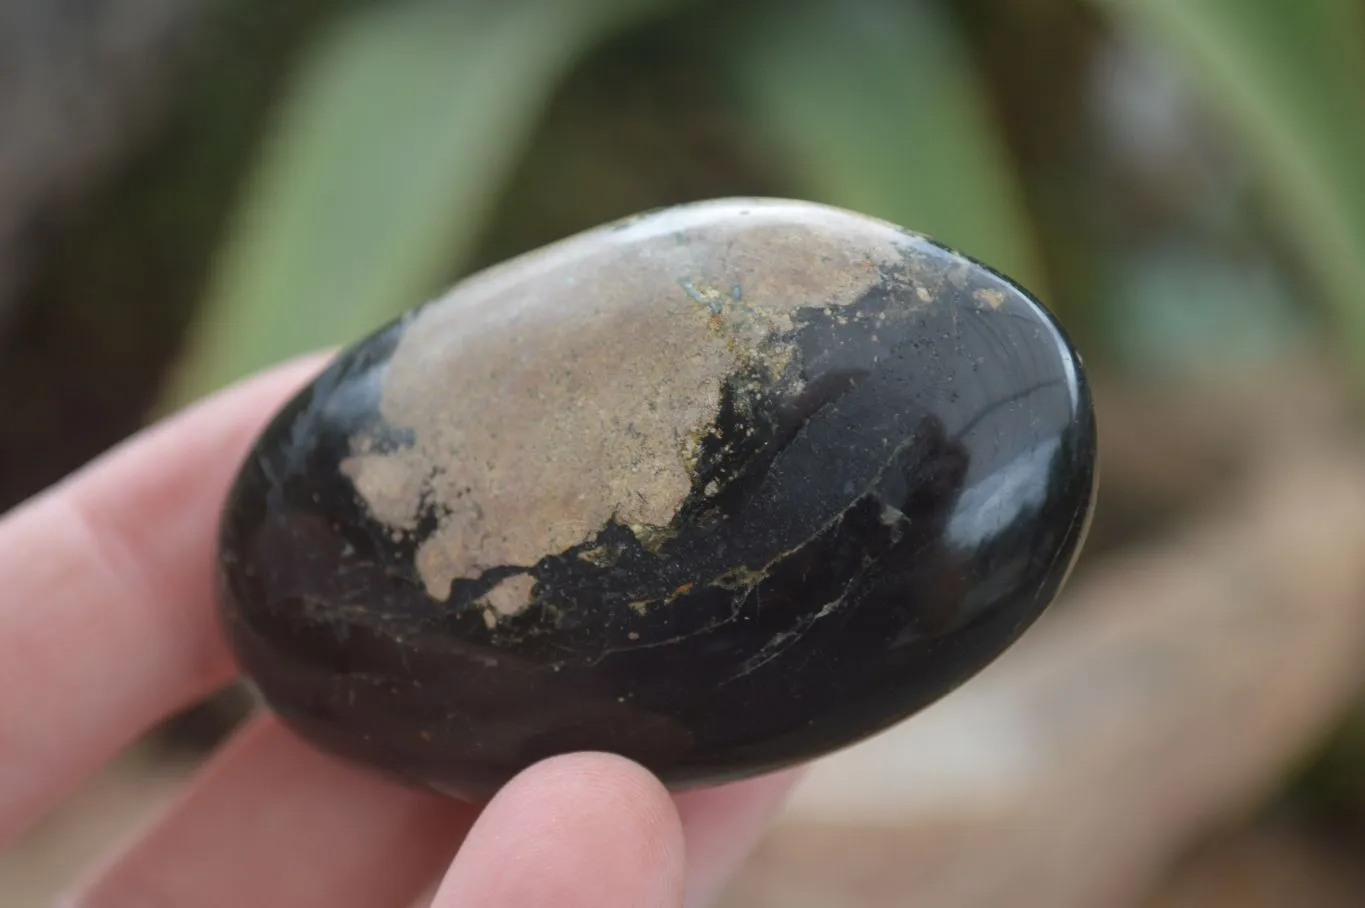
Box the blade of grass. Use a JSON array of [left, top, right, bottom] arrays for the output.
[[164, 0, 672, 408], [1089, 0, 1365, 368], [719, 0, 1045, 296]]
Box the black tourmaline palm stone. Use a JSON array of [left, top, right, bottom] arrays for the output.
[[217, 198, 1097, 800]]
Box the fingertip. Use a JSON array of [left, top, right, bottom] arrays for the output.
[[521, 751, 686, 881], [674, 768, 803, 907], [0, 351, 338, 843], [433, 752, 685, 908], [58, 718, 472, 908]]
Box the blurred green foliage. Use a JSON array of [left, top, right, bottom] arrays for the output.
[[160, 0, 1365, 406], [1096, 0, 1365, 373], [165, 0, 678, 405], [169, 0, 1047, 405], [718, 0, 1044, 292]]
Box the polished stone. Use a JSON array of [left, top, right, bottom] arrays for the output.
[[216, 198, 1097, 800]]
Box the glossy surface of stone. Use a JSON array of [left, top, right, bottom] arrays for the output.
[[217, 198, 1097, 799]]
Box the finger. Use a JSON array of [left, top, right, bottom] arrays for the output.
[[62, 714, 474, 908], [675, 769, 802, 907], [0, 353, 330, 843], [431, 752, 686, 908]]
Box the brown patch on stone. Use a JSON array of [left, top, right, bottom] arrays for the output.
[[341, 199, 912, 602]]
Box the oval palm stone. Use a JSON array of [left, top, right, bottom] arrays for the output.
[[217, 198, 1097, 800]]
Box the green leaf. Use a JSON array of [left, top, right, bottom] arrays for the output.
[[164, 0, 671, 408], [720, 0, 1045, 296], [1089, 0, 1365, 366]]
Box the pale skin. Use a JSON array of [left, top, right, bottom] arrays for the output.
[[0, 354, 801, 908]]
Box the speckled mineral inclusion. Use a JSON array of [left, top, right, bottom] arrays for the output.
[[340, 200, 904, 603]]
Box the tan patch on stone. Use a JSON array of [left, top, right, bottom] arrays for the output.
[[975, 287, 1006, 309], [341, 199, 912, 602], [478, 573, 537, 617], [339, 436, 425, 530]]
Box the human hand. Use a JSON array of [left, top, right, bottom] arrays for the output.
[[0, 354, 800, 907]]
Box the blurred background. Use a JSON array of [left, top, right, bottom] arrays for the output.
[[4, 0, 1365, 905]]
